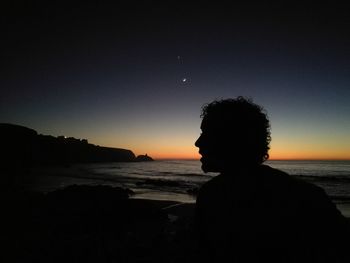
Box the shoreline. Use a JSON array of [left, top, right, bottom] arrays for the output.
[[5, 164, 350, 218], [2, 186, 198, 262], [2, 180, 349, 262]]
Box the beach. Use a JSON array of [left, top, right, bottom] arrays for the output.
[[2, 184, 197, 263], [12, 161, 350, 217], [3, 161, 350, 262]]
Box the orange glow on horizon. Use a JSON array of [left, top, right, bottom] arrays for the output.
[[87, 116, 350, 162], [129, 141, 350, 160], [100, 135, 350, 161], [269, 142, 350, 161]]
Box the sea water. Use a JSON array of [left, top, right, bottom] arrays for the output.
[[30, 160, 350, 216], [76, 160, 350, 204]]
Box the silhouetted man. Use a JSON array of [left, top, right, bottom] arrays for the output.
[[195, 97, 349, 263]]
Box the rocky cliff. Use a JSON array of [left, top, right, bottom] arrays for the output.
[[0, 123, 148, 166]]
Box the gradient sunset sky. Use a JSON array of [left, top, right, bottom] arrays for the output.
[[2, 2, 350, 160]]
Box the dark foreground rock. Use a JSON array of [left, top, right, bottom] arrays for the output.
[[2, 185, 197, 263]]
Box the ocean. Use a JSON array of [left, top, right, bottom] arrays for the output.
[[34, 160, 350, 216]]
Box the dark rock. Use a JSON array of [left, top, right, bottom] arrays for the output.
[[2, 184, 172, 262], [136, 154, 154, 162]]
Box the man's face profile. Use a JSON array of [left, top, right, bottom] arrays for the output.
[[195, 117, 229, 173]]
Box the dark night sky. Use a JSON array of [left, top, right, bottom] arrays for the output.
[[2, 2, 350, 159]]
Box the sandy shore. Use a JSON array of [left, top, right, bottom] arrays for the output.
[[2, 180, 350, 263], [2, 184, 198, 263], [3, 166, 349, 262], [12, 165, 350, 218]]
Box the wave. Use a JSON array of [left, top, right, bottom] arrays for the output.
[[295, 174, 350, 182]]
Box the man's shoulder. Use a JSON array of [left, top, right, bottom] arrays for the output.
[[260, 165, 321, 189], [259, 164, 293, 180], [197, 164, 329, 201], [259, 165, 325, 194], [260, 165, 338, 209], [198, 165, 295, 193]]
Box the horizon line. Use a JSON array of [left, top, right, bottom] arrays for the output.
[[152, 158, 350, 161]]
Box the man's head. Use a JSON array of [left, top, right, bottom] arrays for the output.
[[195, 97, 271, 173]]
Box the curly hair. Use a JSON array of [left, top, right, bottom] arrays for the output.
[[201, 96, 271, 164]]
